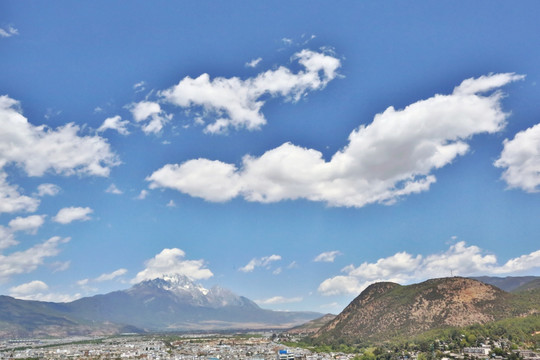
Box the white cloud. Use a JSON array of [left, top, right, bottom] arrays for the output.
[[494, 250, 540, 274], [133, 81, 146, 93], [28, 292, 80, 303], [129, 101, 171, 134], [0, 236, 70, 282], [98, 115, 130, 135], [77, 278, 89, 286], [136, 189, 148, 200], [106, 183, 123, 195], [256, 296, 303, 305], [51, 260, 70, 272], [0, 95, 119, 177], [94, 268, 127, 282], [37, 183, 60, 197], [0, 172, 39, 214], [495, 122, 540, 192], [132, 248, 213, 283], [320, 302, 339, 309], [148, 73, 523, 207], [8, 215, 46, 234], [314, 250, 342, 263], [9, 280, 48, 296], [166, 199, 176, 207], [281, 38, 293, 45], [0, 226, 16, 250], [53, 206, 93, 224], [0, 26, 18, 38], [317, 241, 540, 296], [147, 160, 243, 202], [9, 281, 79, 302], [318, 276, 366, 296], [347, 251, 422, 280], [245, 57, 262, 68], [160, 49, 341, 134], [239, 254, 281, 273], [287, 261, 298, 269]]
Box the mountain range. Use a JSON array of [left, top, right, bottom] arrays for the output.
[[0, 275, 321, 339], [313, 276, 540, 345], [3, 275, 539, 341]]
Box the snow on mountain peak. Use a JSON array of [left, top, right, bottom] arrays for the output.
[[153, 274, 209, 295]]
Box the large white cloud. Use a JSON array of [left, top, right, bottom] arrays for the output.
[[318, 241, 540, 296], [0, 95, 118, 216], [132, 248, 213, 283], [495, 122, 540, 192], [148, 73, 523, 207], [160, 49, 341, 134], [0, 95, 119, 177], [0, 236, 70, 283]]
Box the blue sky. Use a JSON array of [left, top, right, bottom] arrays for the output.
[[1, 1, 540, 313]]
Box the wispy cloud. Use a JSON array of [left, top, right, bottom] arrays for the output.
[[136, 189, 148, 200], [78, 268, 128, 287], [133, 81, 146, 93], [256, 295, 302, 305], [0, 26, 18, 38], [314, 250, 342, 263], [239, 254, 281, 273], [245, 57, 262, 68], [105, 184, 123, 195], [0, 236, 70, 283]]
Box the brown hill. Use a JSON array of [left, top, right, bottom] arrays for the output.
[[288, 313, 337, 334], [314, 277, 539, 344]]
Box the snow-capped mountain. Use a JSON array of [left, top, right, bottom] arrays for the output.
[[127, 274, 258, 308], [37, 274, 322, 333]]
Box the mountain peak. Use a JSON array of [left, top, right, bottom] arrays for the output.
[[136, 274, 209, 295]]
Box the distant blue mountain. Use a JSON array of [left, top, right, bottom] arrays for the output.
[[470, 275, 540, 292], [0, 275, 322, 339]]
